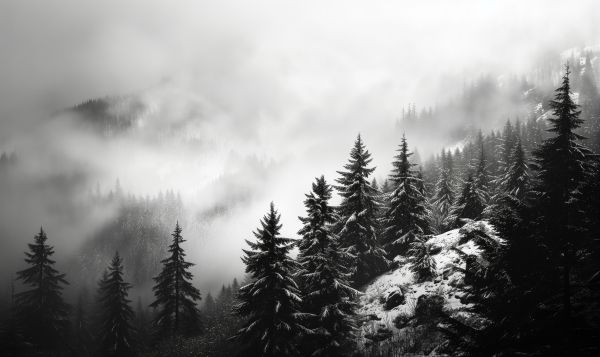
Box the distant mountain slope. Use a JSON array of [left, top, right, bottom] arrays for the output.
[[62, 95, 148, 136]]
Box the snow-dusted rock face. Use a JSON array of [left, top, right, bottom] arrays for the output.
[[357, 221, 500, 354]]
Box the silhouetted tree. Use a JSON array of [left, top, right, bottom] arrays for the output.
[[503, 138, 529, 200], [15, 227, 70, 353], [150, 222, 202, 337], [532, 64, 594, 350], [97, 252, 134, 357], [234, 203, 307, 356], [335, 134, 388, 286], [433, 150, 455, 231], [381, 134, 431, 258], [296, 176, 358, 356]]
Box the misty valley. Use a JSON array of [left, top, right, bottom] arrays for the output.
[[1, 1, 600, 356]]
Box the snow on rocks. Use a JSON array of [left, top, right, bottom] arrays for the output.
[[357, 221, 499, 347]]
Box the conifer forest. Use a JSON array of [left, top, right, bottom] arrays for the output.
[[1, 1, 600, 356]]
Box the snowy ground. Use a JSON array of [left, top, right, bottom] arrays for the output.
[[357, 221, 500, 351]]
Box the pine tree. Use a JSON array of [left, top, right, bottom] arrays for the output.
[[93, 270, 109, 329], [150, 222, 202, 337], [215, 284, 233, 317], [474, 143, 490, 205], [380, 179, 392, 194], [448, 172, 485, 227], [231, 278, 240, 294], [532, 64, 594, 345], [499, 120, 516, 175], [15, 227, 70, 352], [502, 138, 529, 200], [296, 176, 358, 356], [203, 292, 216, 324], [97, 252, 134, 357], [380, 135, 431, 258], [433, 150, 455, 231], [234, 203, 307, 356], [335, 134, 388, 286]]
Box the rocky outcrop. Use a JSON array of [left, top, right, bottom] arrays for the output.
[[383, 287, 405, 310], [357, 221, 501, 355]]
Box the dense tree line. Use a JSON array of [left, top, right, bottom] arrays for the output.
[[437, 65, 600, 356], [0, 223, 205, 357], [234, 64, 600, 356]]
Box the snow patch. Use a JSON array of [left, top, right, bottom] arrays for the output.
[[357, 221, 499, 346]]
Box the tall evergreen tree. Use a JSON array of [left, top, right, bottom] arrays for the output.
[[381, 135, 431, 258], [532, 64, 594, 345], [335, 134, 388, 286], [433, 150, 455, 232], [499, 120, 516, 174], [492, 120, 516, 197], [234, 203, 307, 356], [502, 138, 530, 200], [150, 222, 202, 337], [215, 284, 233, 318], [202, 292, 216, 325], [474, 143, 490, 205], [97, 252, 135, 357], [382, 136, 430, 258], [15, 227, 70, 352], [296, 176, 358, 356], [447, 172, 485, 227]]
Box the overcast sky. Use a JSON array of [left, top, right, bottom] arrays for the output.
[[1, 0, 599, 293]]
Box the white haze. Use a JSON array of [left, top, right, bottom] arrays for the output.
[[1, 0, 599, 294]]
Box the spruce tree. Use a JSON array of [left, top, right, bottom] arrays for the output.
[[215, 284, 233, 318], [15, 227, 70, 352], [492, 120, 516, 198], [502, 138, 529, 200], [335, 134, 388, 286], [474, 143, 490, 205], [296, 176, 358, 356], [532, 64, 594, 342], [433, 150, 455, 231], [97, 252, 135, 357], [150, 222, 202, 337], [234, 203, 307, 356], [380, 135, 431, 258], [498, 120, 516, 175], [447, 172, 485, 227], [203, 292, 216, 325], [380, 179, 392, 194]]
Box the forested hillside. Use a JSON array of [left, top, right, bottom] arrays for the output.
[[1, 62, 599, 356]]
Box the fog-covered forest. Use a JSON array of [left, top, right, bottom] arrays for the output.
[[1, 1, 600, 356]]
